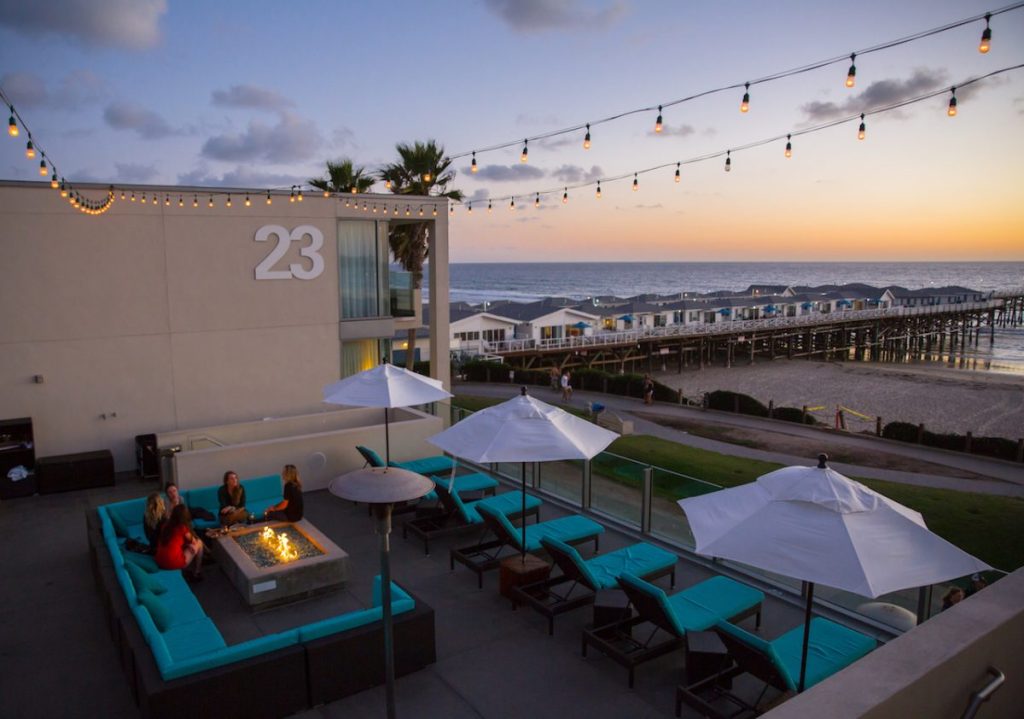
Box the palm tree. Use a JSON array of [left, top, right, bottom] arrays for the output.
[[309, 159, 375, 195], [380, 140, 463, 368]]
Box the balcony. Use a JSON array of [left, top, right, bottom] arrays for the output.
[[390, 269, 415, 317]]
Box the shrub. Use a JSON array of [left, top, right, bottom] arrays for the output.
[[970, 436, 1018, 461], [706, 390, 769, 417], [774, 406, 819, 425], [883, 421, 1019, 461], [882, 421, 920, 443]]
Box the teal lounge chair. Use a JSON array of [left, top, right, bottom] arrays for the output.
[[451, 503, 604, 589], [355, 446, 498, 499], [512, 536, 678, 636], [403, 484, 543, 555], [583, 572, 764, 687], [678, 617, 875, 717]]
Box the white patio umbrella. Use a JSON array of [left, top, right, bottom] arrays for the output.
[[427, 386, 618, 559], [323, 363, 452, 464], [678, 454, 990, 692]]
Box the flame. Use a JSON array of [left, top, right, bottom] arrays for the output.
[[260, 525, 299, 562]]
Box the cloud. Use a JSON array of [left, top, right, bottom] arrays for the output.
[[211, 85, 294, 111], [114, 162, 158, 182], [2, 70, 107, 110], [104, 102, 178, 139], [177, 164, 306, 188], [201, 112, 322, 163], [330, 126, 356, 149], [550, 164, 603, 183], [536, 135, 576, 150], [469, 164, 545, 181], [0, 0, 167, 50], [650, 123, 695, 137], [801, 68, 948, 122], [483, 0, 627, 32], [467, 188, 489, 202]]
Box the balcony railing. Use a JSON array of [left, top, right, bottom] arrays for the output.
[[389, 269, 415, 317]]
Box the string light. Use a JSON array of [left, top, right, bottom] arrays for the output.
[[467, 202, 473, 214], [632, 173, 639, 191], [471, 151, 478, 173], [225, 194, 232, 208], [266, 190, 272, 205], [858, 113, 866, 140], [296, 189, 303, 202], [405, 205, 411, 216], [520, 139, 528, 163], [562, 187, 568, 203], [654, 105, 663, 133], [178, 196, 183, 208], [372, 204, 378, 214], [38, 159, 47, 176], [392, 205, 398, 215], [785, 134, 793, 158], [534, 192, 540, 208], [60, 181, 67, 198], [323, 189, 330, 198], [509, 196, 515, 210], [193, 195, 198, 208], [979, 13, 992, 53], [25, 139, 35, 159], [674, 163, 681, 182], [351, 186, 357, 194], [50, 174, 59, 189], [948, 87, 958, 116], [8, 108, 17, 137], [487, 200, 492, 213], [740, 83, 750, 113], [164, 194, 171, 206], [583, 123, 591, 150], [140, 193, 147, 204], [448, 203, 453, 215], [596, 181, 602, 199], [725, 150, 732, 171], [418, 205, 424, 216], [208, 195, 214, 208], [130, 191, 136, 202], [384, 178, 391, 189], [846, 54, 857, 87], [289, 187, 296, 202], [423, 171, 432, 182], [244, 194, 251, 207], [432, 205, 438, 216], [120, 190, 126, 200]]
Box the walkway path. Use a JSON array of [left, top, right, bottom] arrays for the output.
[[455, 382, 1024, 498]]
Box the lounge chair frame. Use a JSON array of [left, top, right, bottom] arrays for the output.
[[584, 576, 761, 689], [449, 507, 600, 589], [403, 485, 541, 555], [512, 538, 677, 636]]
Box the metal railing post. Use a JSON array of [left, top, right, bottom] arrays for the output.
[[582, 460, 592, 509], [641, 467, 653, 533], [916, 585, 933, 624]]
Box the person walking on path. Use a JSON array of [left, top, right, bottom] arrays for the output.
[[643, 374, 655, 405], [561, 370, 573, 401]]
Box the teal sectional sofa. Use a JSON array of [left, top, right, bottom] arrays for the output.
[[88, 474, 436, 719]]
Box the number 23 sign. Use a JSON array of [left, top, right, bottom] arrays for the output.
[[254, 225, 325, 280]]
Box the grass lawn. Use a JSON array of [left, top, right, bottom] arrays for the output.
[[454, 395, 1024, 571]]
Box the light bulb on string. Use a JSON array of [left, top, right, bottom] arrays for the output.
[[979, 13, 991, 53], [432, 205, 438, 216], [362, 202, 368, 211], [120, 190, 126, 200], [725, 150, 732, 172], [740, 83, 750, 113], [384, 178, 391, 189], [632, 173, 639, 192], [520, 140, 528, 163], [178, 196, 184, 208], [164, 195, 171, 207], [418, 205, 424, 216], [372, 205, 378, 214], [266, 191, 272, 205], [141, 193, 147, 205], [846, 54, 857, 88], [423, 172, 432, 183], [51, 174, 59, 190], [948, 87, 958, 117], [226, 195, 232, 208], [25, 139, 35, 159], [8, 109, 18, 137], [487, 200, 493, 213], [785, 134, 792, 158], [350, 186, 357, 194], [467, 202, 473, 214], [448, 203, 453, 215], [130, 191, 136, 202], [60, 181, 67, 198], [289, 187, 295, 202], [208, 195, 214, 208], [674, 163, 681, 183], [858, 113, 866, 140], [392, 205, 398, 216], [596, 181, 602, 199], [323, 189, 330, 198], [583, 123, 591, 150], [39, 159, 47, 176], [510, 196, 515, 210], [405, 205, 411, 216], [193, 195, 198, 208], [655, 105, 663, 133], [562, 188, 568, 204], [244, 194, 251, 207], [296, 189, 303, 202], [471, 151, 478, 173], [535, 193, 540, 208]]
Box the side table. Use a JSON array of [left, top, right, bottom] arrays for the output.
[[499, 553, 551, 600]]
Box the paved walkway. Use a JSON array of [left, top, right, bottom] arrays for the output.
[[455, 382, 1024, 498]]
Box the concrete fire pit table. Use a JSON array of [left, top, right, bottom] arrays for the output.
[[210, 519, 349, 610]]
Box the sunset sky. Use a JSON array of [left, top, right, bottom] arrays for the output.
[[1, 0, 1022, 261]]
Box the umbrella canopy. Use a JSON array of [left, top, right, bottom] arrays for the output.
[[572, 321, 591, 329], [618, 314, 634, 322], [323, 363, 453, 463], [679, 460, 989, 598], [428, 388, 618, 558], [679, 456, 990, 692], [323, 363, 451, 409]]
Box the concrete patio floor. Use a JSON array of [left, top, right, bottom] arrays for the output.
[[2, 472, 832, 719]]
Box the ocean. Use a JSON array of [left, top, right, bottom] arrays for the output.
[[426, 261, 1024, 373]]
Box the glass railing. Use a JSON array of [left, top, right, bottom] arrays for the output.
[[389, 269, 415, 317], [444, 403, 1003, 636]]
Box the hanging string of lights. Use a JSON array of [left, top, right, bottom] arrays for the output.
[[1, 4, 1020, 219], [456, 64, 1024, 212], [452, 3, 1021, 166]]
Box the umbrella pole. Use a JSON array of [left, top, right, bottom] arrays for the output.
[[375, 503, 397, 719], [798, 582, 814, 693], [384, 408, 391, 465], [521, 461, 527, 561]]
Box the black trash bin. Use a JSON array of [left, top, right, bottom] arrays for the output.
[[135, 433, 159, 480]]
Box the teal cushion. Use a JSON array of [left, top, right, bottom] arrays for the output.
[[187, 485, 220, 515], [542, 536, 603, 588], [126, 561, 167, 596], [162, 617, 226, 660], [585, 542, 677, 590], [392, 455, 455, 475], [372, 576, 414, 606], [242, 475, 282, 503], [716, 619, 791, 687], [356, 445, 386, 467], [471, 492, 542, 524], [670, 576, 764, 629], [137, 589, 173, 633], [109, 510, 132, 539], [771, 617, 876, 691], [158, 630, 299, 681], [124, 552, 160, 574]]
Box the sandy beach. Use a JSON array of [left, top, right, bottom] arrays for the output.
[[653, 360, 1024, 439]]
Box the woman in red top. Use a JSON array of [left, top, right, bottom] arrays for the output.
[[154, 504, 205, 581]]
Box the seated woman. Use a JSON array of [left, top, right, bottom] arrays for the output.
[[218, 470, 248, 526], [154, 504, 204, 581], [164, 482, 183, 513], [142, 492, 166, 553], [264, 464, 304, 522]]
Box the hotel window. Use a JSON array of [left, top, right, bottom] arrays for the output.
[[482, 328, 506, 342], [455, 331, 481, 341], [341, 339, 385, 377], [338, 221, 389, 319]]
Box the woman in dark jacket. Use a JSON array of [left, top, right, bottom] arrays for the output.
[[218, 470, 248, 525], [264, 464, 304, 522]]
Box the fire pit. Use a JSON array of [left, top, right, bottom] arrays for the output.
[[210, 519, 348, 610]]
